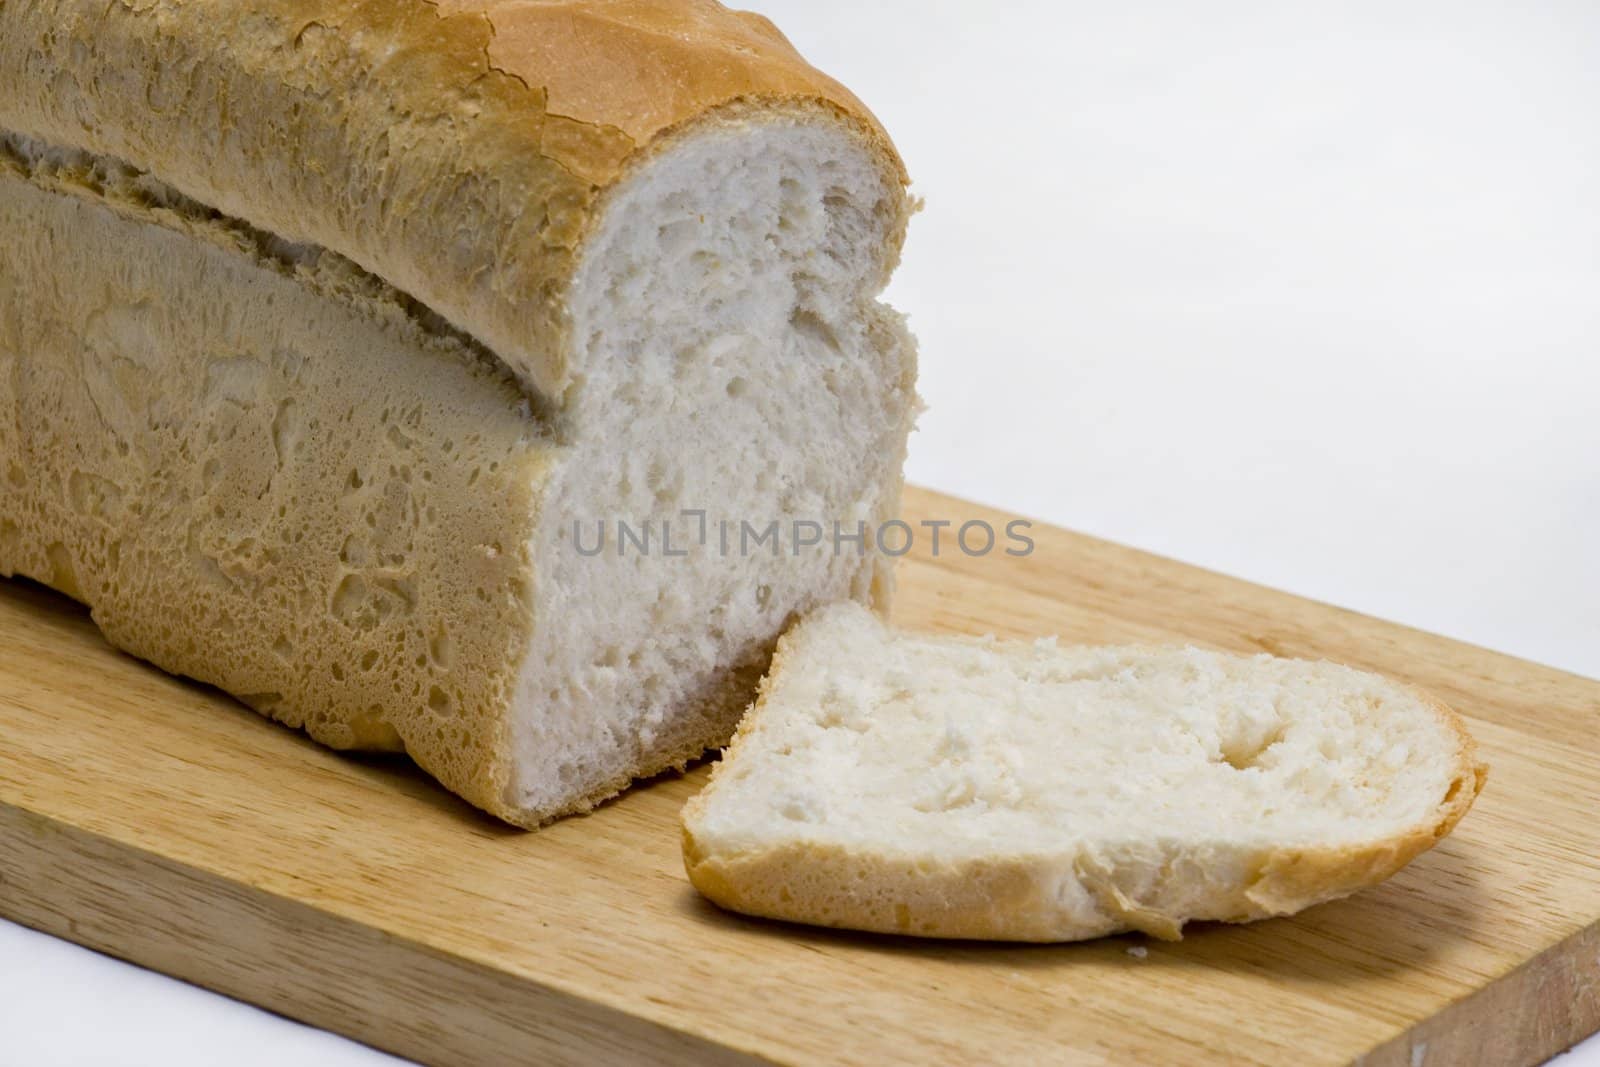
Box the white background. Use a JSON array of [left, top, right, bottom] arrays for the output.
[[4, 1, 1596, 1063]]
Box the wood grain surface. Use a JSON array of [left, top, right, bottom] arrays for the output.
[[2, 487, 1597, 1066]]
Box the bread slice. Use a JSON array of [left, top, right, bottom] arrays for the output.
[[0, 4, 916, 826], [681, 603, 1486, 941]]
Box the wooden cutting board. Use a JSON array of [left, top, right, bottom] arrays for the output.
[[2, 487, 1597, 1066]]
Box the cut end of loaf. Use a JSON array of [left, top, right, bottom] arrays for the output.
[[681, 603, 1485, 941], [498, 114, 919, 825]]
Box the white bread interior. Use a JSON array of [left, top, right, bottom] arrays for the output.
[[682, 603, 1486, 941], [510, 116, 916, 818]]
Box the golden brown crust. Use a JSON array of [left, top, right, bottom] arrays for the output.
[[0, 0, 907, 400], [681, 640, 1488, 942], [1242, 688, 1486, 918], [0, 150, 544, 819]]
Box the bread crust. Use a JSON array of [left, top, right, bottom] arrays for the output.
[[681, 633, 1488, 942], [0, 147, 543, 818], [0, 0, 907, 401]]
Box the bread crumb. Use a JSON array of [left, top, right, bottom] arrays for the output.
[[682, 601, 1483, 941], [1126, 945, 1148, 959]]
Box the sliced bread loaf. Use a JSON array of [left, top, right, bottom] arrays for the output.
[[0, 3, 916, 826], [681, 603, 1485, 941]]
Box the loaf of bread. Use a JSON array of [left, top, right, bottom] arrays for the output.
[[0, 2, 917, 826], [682, 603, 1485, 940]]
